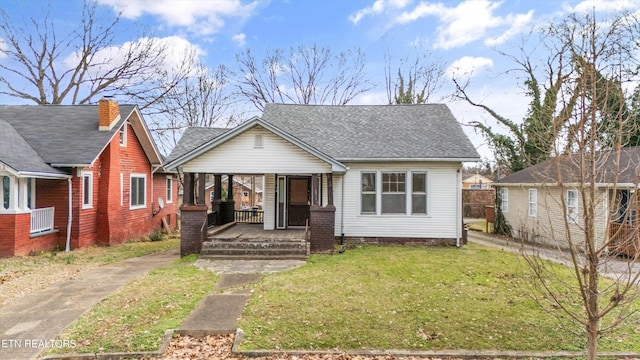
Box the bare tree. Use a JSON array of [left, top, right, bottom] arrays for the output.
[[384, 49, 446, 104], [503, 11, 640, 360], [0, 1, 195, 108], [148, 64, 244, 155], [235, 44, 375, 111]]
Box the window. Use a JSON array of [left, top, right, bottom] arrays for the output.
[[361, 172, 376, 214], [382, 172, 406, 214], [2, 176, 9, 210], [210, 191, 215, 202], [528, 189, 537, 217], [82, 172, 93, 209], [166, 177, 173, 203], [130, 174, 146, 209], [119, 124, 126, 146], [254, 134, 263, 148], [567, 189, 578, 224], [412, 172, 427, 214], [501, 187, 508, 212]]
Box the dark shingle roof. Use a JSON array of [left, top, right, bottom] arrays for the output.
[[166, 127, 230, 163], [0, 119, 66, 175], [261, 103, 479, 160], [499, 146, 640, 185], [0, 104, 136, 166]]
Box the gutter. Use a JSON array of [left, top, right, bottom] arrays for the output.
[[65, 177, 72, 252], [456, 166, 461, 248]]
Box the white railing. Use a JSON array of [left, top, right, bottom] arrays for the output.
[[31, 207, 54, 234]]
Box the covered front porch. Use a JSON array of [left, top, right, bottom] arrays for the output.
[[0, 172, 71, 256]]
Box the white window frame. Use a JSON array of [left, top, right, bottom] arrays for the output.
[[528, 188, 537, 217], [166, 176, 173, 203], [130, 174, 147, 210], [567, 189, 578, 224], [254, 134, 263, 148], [381, 171, 407, 215], [82, 171, 93, 209], [119, 124, 127, 147], [360, 171, 377, 215], [411, 171, 428, 215], [501, 187, 508, 213]]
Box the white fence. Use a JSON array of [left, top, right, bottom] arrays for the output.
[[31, 207, 54, 234]]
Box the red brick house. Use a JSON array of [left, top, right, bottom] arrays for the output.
[[0, 98, 178, 257]]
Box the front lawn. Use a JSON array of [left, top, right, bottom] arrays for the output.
[[239, 244, 640, 352]]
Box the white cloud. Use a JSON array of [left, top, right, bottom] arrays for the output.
[[97, 0, 258, 35], [445, 56, 493, 79], [232, 33, 246, 47], [394, 0, 533, 50], [570, 0, 638, 13], [349, 0, 411, 24]]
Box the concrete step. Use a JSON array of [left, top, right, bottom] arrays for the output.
[[201, 240, 310, 260]]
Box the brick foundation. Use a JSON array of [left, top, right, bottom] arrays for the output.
[[309, 205, 335, 254], [180, 205, 208, 256], [341, 236, 458, 247]]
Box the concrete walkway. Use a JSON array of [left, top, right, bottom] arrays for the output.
[[468, 230, 640, 284], [0, 249, 179, 360], [178, 259, 306, 336]]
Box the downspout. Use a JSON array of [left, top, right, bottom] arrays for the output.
[[65, 177, 72, 252], [456, 167, 461, 248], [340, 172, 345, 244]]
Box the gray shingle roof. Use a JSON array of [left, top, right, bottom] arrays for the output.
[[499, 146, 640, 185], [0, 119, 66, 176], [0, 104, 136, 166], [167, 104, 480, 165], [261, 103, 479, 160], [166, 127, 230, 164]]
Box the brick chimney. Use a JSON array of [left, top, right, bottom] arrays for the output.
[[98, 97, 121, 131]]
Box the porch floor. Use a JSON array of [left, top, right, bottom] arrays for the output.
[[207, 223, 308, 242]]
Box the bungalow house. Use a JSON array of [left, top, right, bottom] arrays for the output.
[[0, 98, 178, 257], [165, 103, 480, 255], [497, 147, 640, 256]]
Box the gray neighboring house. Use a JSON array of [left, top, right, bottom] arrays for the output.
[[496, 146, 640, 256], [165, 103, 480, 253]]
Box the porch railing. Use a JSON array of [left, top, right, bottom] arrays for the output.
[[234, 209, 264, 224], [608, 221, 640, 259], [31, 207, 54, 234]]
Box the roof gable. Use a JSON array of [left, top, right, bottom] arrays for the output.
[[167, 117, 348, 173]]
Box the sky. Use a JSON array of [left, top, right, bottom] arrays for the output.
[[2, 0, 640, 160]]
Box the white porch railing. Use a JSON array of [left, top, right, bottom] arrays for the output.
[[31, 207, 54, 234]]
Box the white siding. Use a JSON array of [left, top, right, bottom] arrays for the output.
[[333, 174, 343, 236], [263, 174, 276, 230], [183, 126, 332, 174], [502, 185, 608, 249], [340, 162, 460, 238]]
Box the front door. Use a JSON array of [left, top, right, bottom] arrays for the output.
[[287, 177, 311, 227]]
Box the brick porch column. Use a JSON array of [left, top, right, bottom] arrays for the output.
[[309, 173, 335, 253], [179, 205, 207, 256]]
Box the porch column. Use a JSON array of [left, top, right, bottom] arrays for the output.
[[183, 172, 195, 205], [180, 171, 207, 256], [220, 174, 235, 223], [309, 172, 335, 254], [18, 178, 29, 211], [327, 173, 334, 206], [197, 173, 206, 205], [7, 176, 19, 212], [311, 174, 319, 206], [214, 175, 222, 200]]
